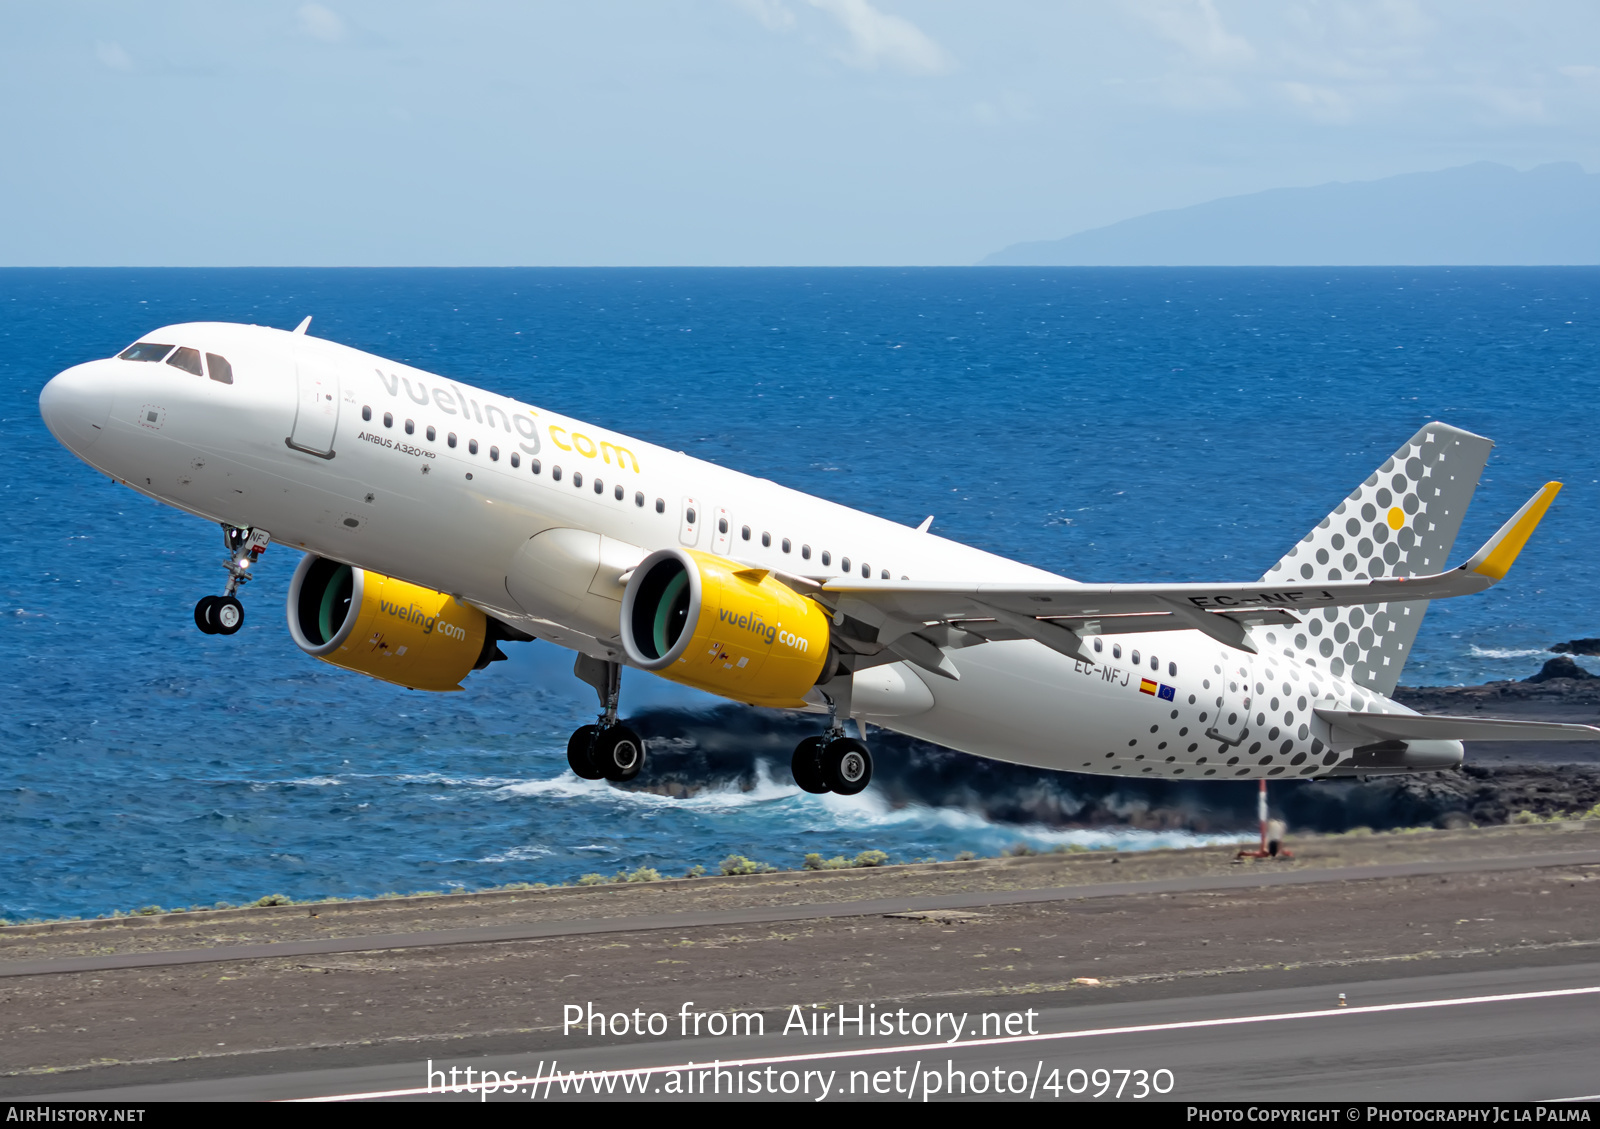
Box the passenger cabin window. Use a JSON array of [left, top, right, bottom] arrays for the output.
[[783, 539, 792, 554], [531, 459, 542, 474], [718, 517, 729, 534], [655, 498, 665, 513], [593, 478, 603, 494], [448, 433, 457, 448], [426, 425, 436, 441], [841, 557, 851, 572], [614, 485, 624, 501], [405, 419, 415, 435], [205, 353, 233, 384], [1113, 643, 1122, 659], [881, 569, 890, 579], [468, 438, 478, 455], [1094, 638, 1104, 653], [635, 491, 645, 507], [166, 347, 203, 376], [821, 551, 831, 566], [383, 412, 393, 428], [119, 342, 174, 362], [1168, 662, 1177, 677], [573, 471, 583, 488], [553, 466, 562, 482], [362, 406, 373, 422], [860, 562, 869, 577], [1131, 650, 1141, 665], [741, 525, 751, 541], [801, 545, 811, 560], [489, 445, 499, 461], [511, 452, 520, 468]]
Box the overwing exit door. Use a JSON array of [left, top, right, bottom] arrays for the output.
[[1206, 658, 1254, 749]]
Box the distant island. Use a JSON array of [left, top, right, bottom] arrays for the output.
[[981, 162, 1600, 267]]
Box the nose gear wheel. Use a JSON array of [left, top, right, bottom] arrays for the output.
[[194, 524, 269, 637]]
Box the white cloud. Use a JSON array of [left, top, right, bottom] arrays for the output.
[[1280, 80, 1353, 122], [730, 0, 797, 33], [94, 40, 133, 71], [806, 0, 953, 74], [297, 3, 346, 43], [1132, 0, 1254, 65]]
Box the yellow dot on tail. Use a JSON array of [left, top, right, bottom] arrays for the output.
[[1387, 507, 1405, 530]]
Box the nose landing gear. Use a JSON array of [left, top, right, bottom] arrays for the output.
[[567, 654, 645, 783], [194, 525, 269, 636]]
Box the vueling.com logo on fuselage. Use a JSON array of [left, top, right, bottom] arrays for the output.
[[379, 599, 467, 641], [716, 608, 808, 652]]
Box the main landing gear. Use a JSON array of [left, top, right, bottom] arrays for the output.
[[790, 714, 873, 796], [195, 525, 269, 636], [567, 654, 645, 783]]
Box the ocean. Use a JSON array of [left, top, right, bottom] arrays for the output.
[[3, 267, 1596, 920]]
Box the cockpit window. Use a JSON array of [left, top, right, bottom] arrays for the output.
[[206, 353, 233, 384], [119, 342, 175, 362], [166, 347, 203, 376]]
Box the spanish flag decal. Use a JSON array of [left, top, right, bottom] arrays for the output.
[[1139, 678, 1158, 695]]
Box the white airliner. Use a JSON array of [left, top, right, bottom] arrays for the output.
[[38, 319, 1600, 793]]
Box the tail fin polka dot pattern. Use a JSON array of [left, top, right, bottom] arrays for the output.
[[1256, 422, 1493, 695]]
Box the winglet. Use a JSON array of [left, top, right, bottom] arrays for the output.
[[915, 515, 934, 533], [1463, 481, 1561, 582], [293, 316, 312, 335]]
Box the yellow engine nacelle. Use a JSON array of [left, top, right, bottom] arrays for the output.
[[620, 549, 831, 708], [287, 555, 492, 691]]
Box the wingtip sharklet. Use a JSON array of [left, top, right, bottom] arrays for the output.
[[1464, 481, 1562, 582]]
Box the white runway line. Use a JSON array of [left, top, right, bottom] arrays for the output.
[[292, 984, 1600, 1102]]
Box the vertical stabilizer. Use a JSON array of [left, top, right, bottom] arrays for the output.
[[1257, 422, 1493, 694]]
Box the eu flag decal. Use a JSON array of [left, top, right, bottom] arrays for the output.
[[1158, 684, 1176, 701]]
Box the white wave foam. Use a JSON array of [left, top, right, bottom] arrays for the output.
[[286, 776, 343, 786], [800, 789, 1248, 851], [477, 844, 557, 863], [1468, 645, 1549, 659], [494, 760, 802, 812]]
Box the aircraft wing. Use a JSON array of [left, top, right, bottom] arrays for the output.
[[819, 482, 1562, 666]]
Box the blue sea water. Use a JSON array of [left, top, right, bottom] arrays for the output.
[[2, 267, 1597, 921]]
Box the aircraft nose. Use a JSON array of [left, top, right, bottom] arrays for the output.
[[39, 362, 115, 455]]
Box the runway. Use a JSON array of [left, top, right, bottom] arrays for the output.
[[5, 823, 1598, 1103], [21, 963, 1600, 1102]]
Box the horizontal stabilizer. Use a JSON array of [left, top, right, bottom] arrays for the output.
[[1315, 708, 1600, 744]]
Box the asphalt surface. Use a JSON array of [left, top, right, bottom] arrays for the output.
[[21, 963, 1600, 1102]]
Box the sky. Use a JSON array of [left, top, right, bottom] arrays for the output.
[[2, 1, 1598, 265]]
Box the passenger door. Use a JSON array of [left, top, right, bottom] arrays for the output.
[[288, 347, 340, 459]]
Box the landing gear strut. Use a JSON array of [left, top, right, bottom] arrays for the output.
[[790, 696, 873, 796], [568, 654, 645, 783], [194, 524, 269, 636]]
